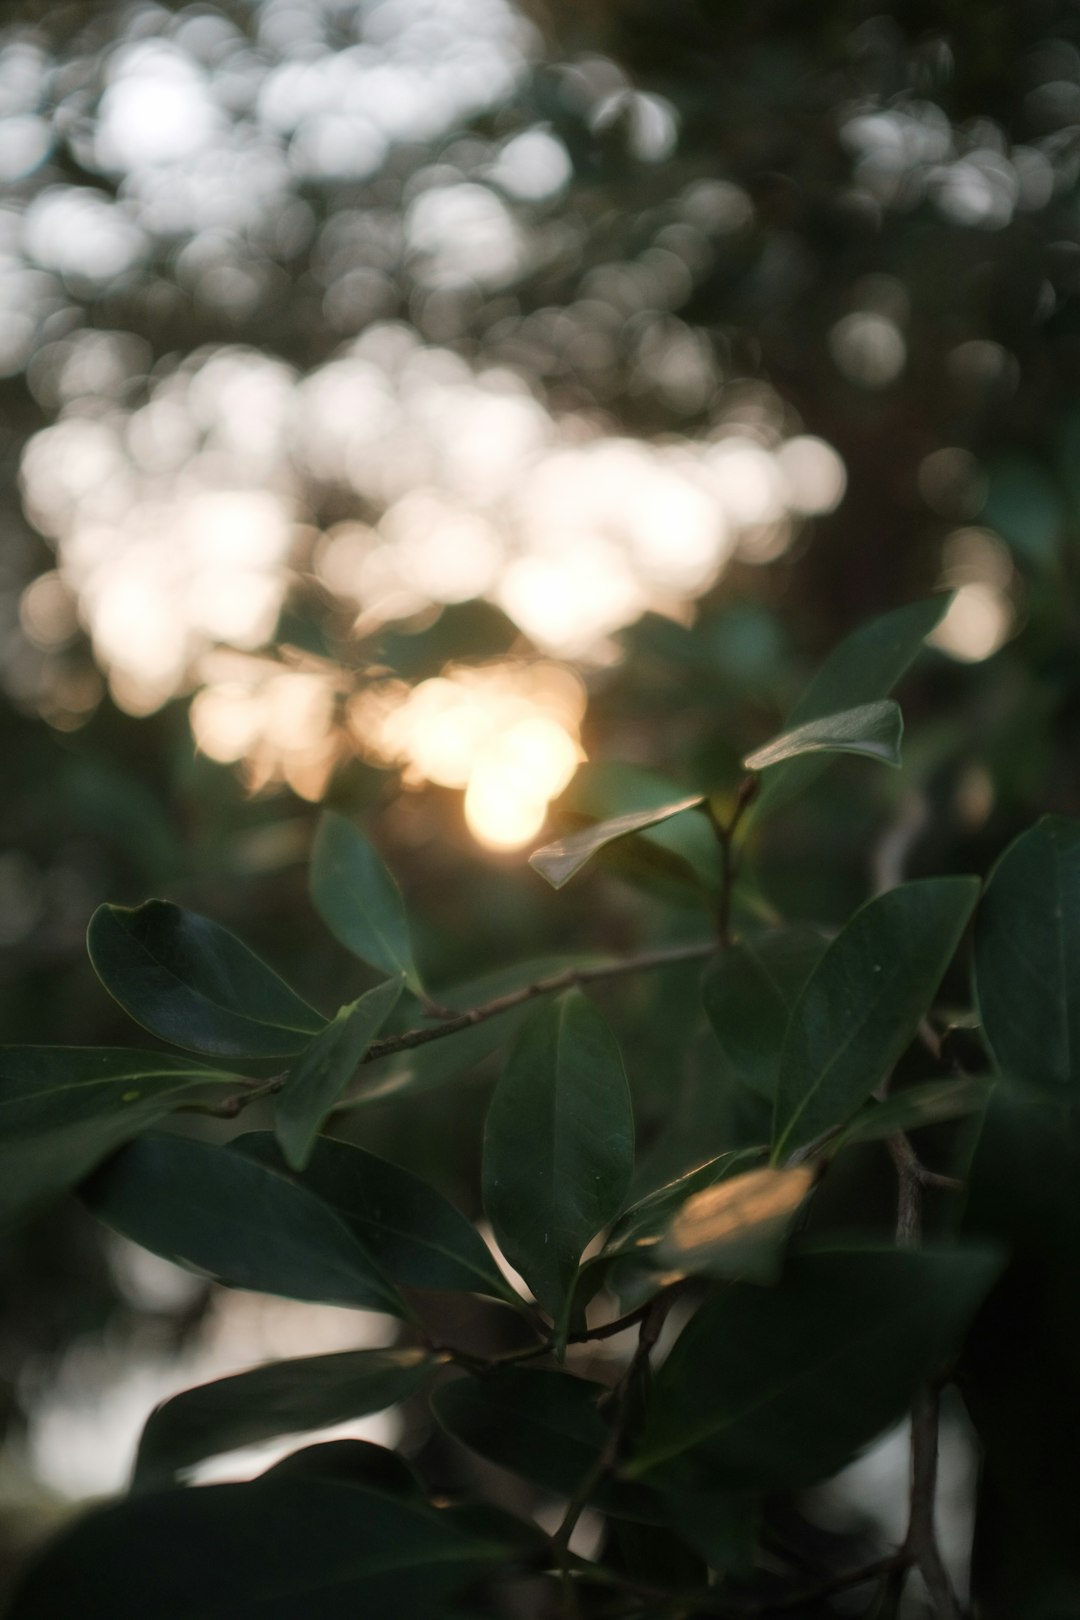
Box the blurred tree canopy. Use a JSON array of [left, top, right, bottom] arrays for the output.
[[2, 0, 1080, 1602]]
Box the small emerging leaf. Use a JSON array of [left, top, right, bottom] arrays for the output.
[[529, 795, 704, 890], [482, 991, 634, 1335], [275, 977, 404, 1170], [134, 1347, 435, 1490], [310, 812, 422, 993], [743, 700, 902, 773], [651, 1165, 816, 1284], [87, 902, 326, 1059]]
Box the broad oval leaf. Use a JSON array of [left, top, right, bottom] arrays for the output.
[[83, 1134, 408, 1317], [310, 812, 422, 993], [743, 699, 902, 773], [625, 1244, 1002, 1491], [87, 901, 326, 1059], [651, 1165, 816, 1284], [275, 977, 404, 1170], [482, 991, 634, 1334], [6, 1476, 512, 1620], [0, 1048, 245, 1230], [433, 1367, 609, 1498], [771, 876, 980, 1161], [529, 795, 704, 890], [134, 1347, 435, 1490], [753, 596, 949, 821], [702, 928, 826, 1102], [235, 1133, 515, 1303], [974, 816, 1080, 1094]]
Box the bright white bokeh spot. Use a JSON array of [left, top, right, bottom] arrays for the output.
[[829, 312, 907, 388], [929, 582, 1013, 662], [97, 43, 224, 170], [492, 128, 572, 200], [23, 187, 145, 282], [775, 436, 847, 514]]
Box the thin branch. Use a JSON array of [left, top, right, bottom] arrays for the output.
[[200, 938, 715, 1118], [889, 1137, 963, 1620], [707, 775, 759, 949]]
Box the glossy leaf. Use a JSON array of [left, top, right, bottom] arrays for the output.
[[974, 816, 1080, 1094], [650, 1165, 816, 1284], [702, 929, 826, 1101], [743, 699, 902, 773], [275, 976, 404, 1169], [830, 1076, 994, 1153], [772, 877, 980, 1160], [0, 1048, 244, 1229], [6, 1476, 512, 1620], [529, 795, 704, 889], [310, 811, 422, 993], [482, 991, 634, 1332], [753, 596, 949, 820], [433, 1367, 609, 1498], [87, 901, 325, 1059], [83, 1134, 408, 1317], [235, 1133, 514, 1302], [626, 1244, 1002, 1490], [134, 1347, 436, 1489], [555, 763, 720, 899]]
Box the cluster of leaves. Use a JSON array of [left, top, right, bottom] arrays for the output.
[[2, 599, 1078, 1617]]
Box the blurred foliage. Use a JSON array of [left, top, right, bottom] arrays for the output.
[[1, 0, 1080, 1607]]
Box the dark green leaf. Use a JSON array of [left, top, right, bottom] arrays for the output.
[[6, 1476, 512, 1620], [529, 795, 704, 890], [974, 816, 1080, 1094], [482, 992, 634, 1334], [260, 1438, 424, 1494], [772, 877, 980, 1160], [0, 1048, 243, 1229], [830, 1077, 994, 1153], [275, 977, 404, 1170], [235, 1133, 514, 1302], [433, 1367, 608, 1497], [87, 901, 326, 1059], [134, 1347, 435, 1489], [83, 1134, 408, 1317], [625, 1244, 1002, 1490], [753, 597, 949, 820], [744, 700, 902, 773], [702, 929, 826, 1102], [310, 812, 422, 993]]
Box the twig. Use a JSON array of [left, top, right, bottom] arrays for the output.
[[706, 776, 759, 949], [889, 1138, 963, 1619], [197, 939, 715, 1118]]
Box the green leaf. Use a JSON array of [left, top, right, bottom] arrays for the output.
[[433, 1367, 609, 1498], [433, 1368, 757, 1572], [482, 991, 634, 1333], [134, 1347, 436, 1490], [974, 816, 1080, 1094], [0, 1048, 244, 1230], [6, 1476, 512, 1620], [234, 1133, 514, 1302], [554, 764, 721, 899], [743, 700, 902, 773], [275, 977, 404, 1170], [83, 1134, 409, 1317], [771, 877, 980, 1161], [649, 1164, 816, 1284], [529, 796, 704, 889], [625, 1244, 1002, 1490], [753, 597, 949, 820], [87, 901, 326, 1059], [310, 812, 422, 993], [702, 929, 826, 1102], [830, 1076, 995, 1153]]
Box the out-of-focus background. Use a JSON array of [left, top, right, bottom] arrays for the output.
[[1, 0, 1079, 1596]]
